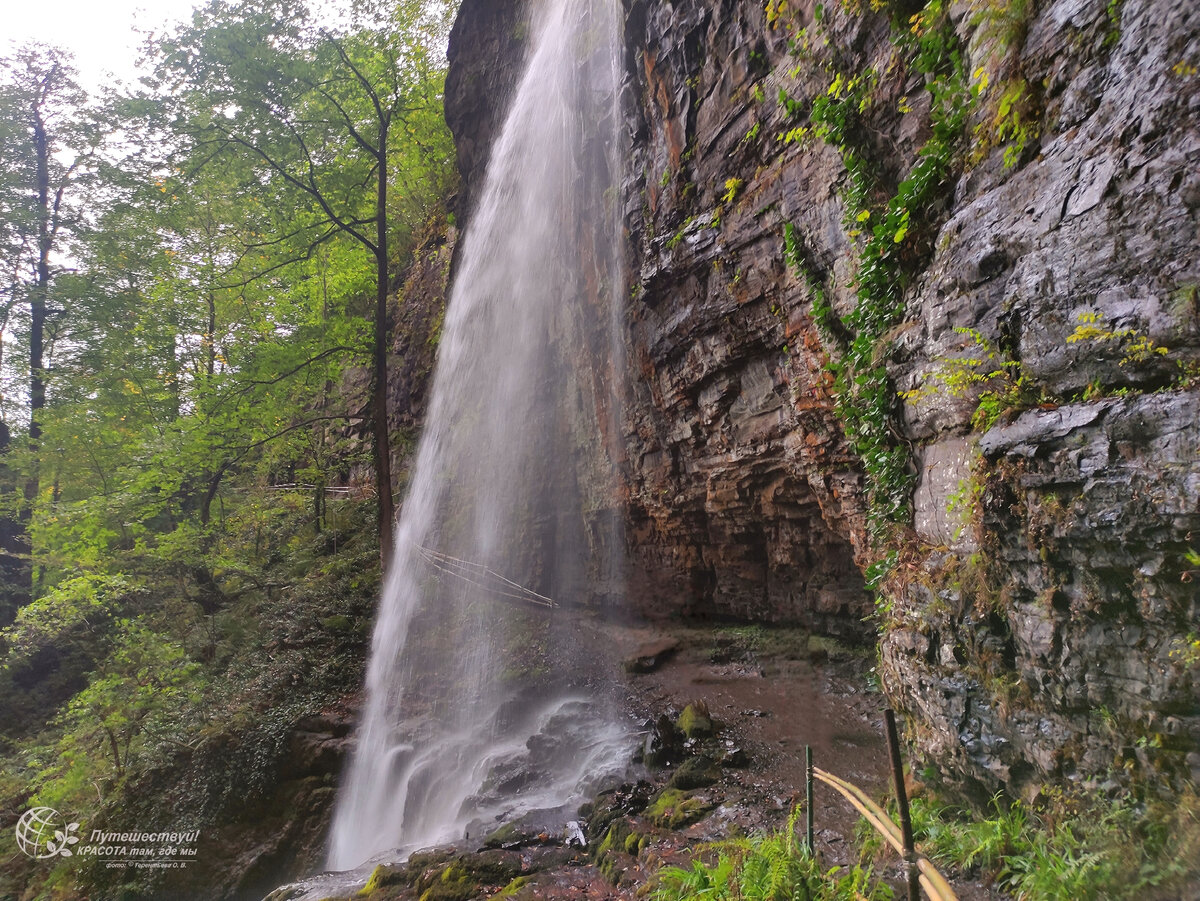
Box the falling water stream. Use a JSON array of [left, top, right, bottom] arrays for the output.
[[326, 0, 628, 871]]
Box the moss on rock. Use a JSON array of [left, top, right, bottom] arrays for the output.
[[482, 822, 525, 848], [667, 755, 720, 790], [495, 875, 533, 898], [358, 864, 405, 896], [646, 788, 714, 829], [676, 702, 715, 739]]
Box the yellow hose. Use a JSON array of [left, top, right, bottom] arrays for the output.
[[812, 767, 959, 901]]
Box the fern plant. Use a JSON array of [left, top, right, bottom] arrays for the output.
[[650, 807, 891, 901]]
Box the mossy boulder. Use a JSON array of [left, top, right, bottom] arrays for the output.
[[594, 819, 630, 858], [676, 702, 715, 739], [646, 788, 715, 829], [667, 754, 720, 790], [358, 863, 406, 897], [483, 822, 534, 848], [394, 850, 522, 901], [583, 781, 651, 842], [417, 864, 477, 901], [591, 818, 651, 885]]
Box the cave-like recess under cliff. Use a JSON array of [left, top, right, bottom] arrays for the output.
[[440, 0, 1200, 800]]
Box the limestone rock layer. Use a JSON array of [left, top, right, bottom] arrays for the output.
[[442, 0, 1200, 796]]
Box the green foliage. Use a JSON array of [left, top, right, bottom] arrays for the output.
[[783, 224, 840, 346], [900, 326, 1041, 431], [1067, 311, 1171, 368], [1104, 0, 1125, 48], [890, 790, 1200, 900], [1170, 630, 1200, 668], [944, 474, 983, 541], [962, 0, 1044, 170], [970, 0, 1035, 49], [667, 215, 696, 249], [0, 5, 457, 898], [3, 488, 381, 898], [0, 44, 95, 408], [0, 0, 457, 604], [964, 70, 1041, 169], [863, 549, 899, 616], [784, 0, 977, 536], [651, 808, 892, 901], [34, 622, 202, 808], [993, 79, 1039, 168], [1, 574, 140, 661]]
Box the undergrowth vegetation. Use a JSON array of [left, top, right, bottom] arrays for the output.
[[647, 780, 1200, 900], [858, 788, 1200, 900], [652, 808, 892, 901], [0, 490, 381, 899]]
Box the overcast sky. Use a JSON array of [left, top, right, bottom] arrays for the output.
[[3, 0, 202, 91]]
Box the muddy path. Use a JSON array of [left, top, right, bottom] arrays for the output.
[[273, 619, 967, 901], [602, 621, 893, 875]]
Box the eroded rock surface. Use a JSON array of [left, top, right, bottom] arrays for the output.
[[444, 0, 1200, 798]]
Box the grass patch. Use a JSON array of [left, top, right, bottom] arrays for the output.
[[650, 808, 891, 900], [860, 789, 1200, 899]]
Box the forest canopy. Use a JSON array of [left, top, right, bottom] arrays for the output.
[[0, 1, 457, 896]]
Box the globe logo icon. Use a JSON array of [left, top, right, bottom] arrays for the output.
[[15, 807, 79, 859]]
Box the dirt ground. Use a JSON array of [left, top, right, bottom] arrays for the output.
[[273, 618, 996, 901]]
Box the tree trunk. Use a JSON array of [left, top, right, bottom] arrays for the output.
[[0, 422, 30, 623], [204, 290, 216, 379], [27, 99, 50, 490], [18, 90, 52, 602], [373, 129, 395, 567]]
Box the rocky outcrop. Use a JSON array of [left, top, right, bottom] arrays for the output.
[[387, 221, 457, 452], [875, 0, 1200, 799], [618, 0, 878, 634], [206, 712, 354, 901], [444, 0, 529, 219], [444, 0, 1200, 796], [881, 392, 1200, 799]]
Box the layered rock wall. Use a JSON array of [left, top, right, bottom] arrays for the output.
[[876, 0, 1200, 798], [444, 0, 1200, 795], [619, 0, 878, 634]]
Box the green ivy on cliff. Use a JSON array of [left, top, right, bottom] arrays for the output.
[[779, 0, 978, 538]]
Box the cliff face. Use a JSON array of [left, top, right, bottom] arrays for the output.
[[619, 0, 874, 634], [444, 0, 528, 220], [877, 0, 1200, 798], [443, 0, 1200, 797]]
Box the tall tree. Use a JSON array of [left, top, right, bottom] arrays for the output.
[[151, 0, 455, 565], [0, 45, 90, 616]]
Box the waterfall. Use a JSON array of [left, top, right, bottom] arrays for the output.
[[327, 0, 628, 870]]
